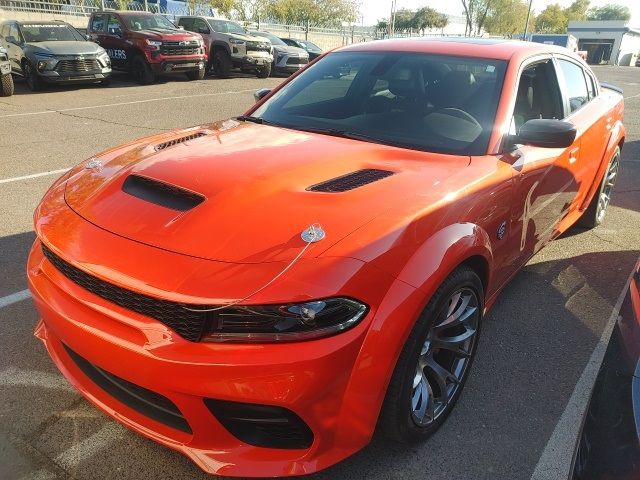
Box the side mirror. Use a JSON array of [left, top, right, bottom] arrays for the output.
[[254, 88, 271, 102], [178, 25, 185, 30], [506, 119, 576, 149]]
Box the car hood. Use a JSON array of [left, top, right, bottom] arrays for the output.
[[273, 44, 308, 56], [130, 30, 200, 41], [229, 32, 264, 42], [26, 41, 102, 55], [64, 120, 468, 263]]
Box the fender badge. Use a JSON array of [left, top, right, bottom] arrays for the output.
[[85, 158, 102, 170], [497, 221, 507, 240]]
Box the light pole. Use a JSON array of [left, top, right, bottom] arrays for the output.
[[523, 0, 533, 40], [389, 0, 397, 37]]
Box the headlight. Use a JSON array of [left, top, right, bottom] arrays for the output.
[[229, 38, 245, 45], [97, 50, 111, 67], [200, 297, 368, 342], [145, 39, 162, 50], [35, 53, 56, 70]]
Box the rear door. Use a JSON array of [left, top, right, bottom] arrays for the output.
[[554, 56, 611, 212]]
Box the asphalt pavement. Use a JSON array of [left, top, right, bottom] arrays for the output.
[[0, 66, 639, 480]]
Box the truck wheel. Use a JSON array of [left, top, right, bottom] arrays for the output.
[[0, 73, 14, 97], [186, 68, 205, 81], [256, 62, 271, 79], [131, 55, 156, 85], [578, 146, 620, 229], [23, 61, 44, 92], [211, 50, 231, 78]]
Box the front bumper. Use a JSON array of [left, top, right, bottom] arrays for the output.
[[274, 54, 308, 73], [148, 52, 207, 73], [37, 69, 111, 84]]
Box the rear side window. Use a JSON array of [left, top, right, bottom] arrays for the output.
[[90, 15, 106, 33], [558, 59, 589, 113], [178, 17, 194, 31]]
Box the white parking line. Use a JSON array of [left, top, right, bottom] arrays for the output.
[[0, 366, 72, 392], [0, 168, 69, 185], [54, 422, 125, 470], [0, 289, 31, 308], [530, 267, 635, 480], [0, 88, 256, 118]]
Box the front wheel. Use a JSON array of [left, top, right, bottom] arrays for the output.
[[211, 51, 231, 78], [131, 55, 156, 85], [185, 68, 205, 81], [379, 266, 483, 442], [578, 146, 620, 229], [256, 62, 271, 78], [0, 72, 14, 96]]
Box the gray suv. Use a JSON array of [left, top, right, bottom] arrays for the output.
[[0, 20, 111, 91], [177, 16, 272, 78], [249, 31, 308, 75], [0, 46, 13, 96]]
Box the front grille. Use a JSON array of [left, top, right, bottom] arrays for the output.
[[246, 41, 271, 52], [55, 58, 100, 73], [286, 56, 308, 65], [155, 132, 207, 151], [307, 169, 395, 193], [41, 244, 210, 342], [161, 41, 200, 56], [63, 343, 192, 433]]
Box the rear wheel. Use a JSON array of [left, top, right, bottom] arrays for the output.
[[131, 55, 156, 85], [186, 68, 205, 81], [579, 147, 620, 229], [256, 62, 271, 78], [0, 72, 14, 96], [23, 61, 44, 91], [379, 266, 483, 442], [211, 50, 231, 78]]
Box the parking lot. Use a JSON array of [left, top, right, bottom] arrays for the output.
[[1, 66, 639, 480]]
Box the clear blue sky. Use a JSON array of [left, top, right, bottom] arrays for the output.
[[361, 0, 639, 26]]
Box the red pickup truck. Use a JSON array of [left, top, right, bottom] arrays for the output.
[[87, 11, 206, 84]]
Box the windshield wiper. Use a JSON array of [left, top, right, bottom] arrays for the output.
[[236, 115, 273, 125], [292, 126, 410, 149]]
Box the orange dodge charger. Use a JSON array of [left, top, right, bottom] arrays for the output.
[[28, 38, 624, 477]]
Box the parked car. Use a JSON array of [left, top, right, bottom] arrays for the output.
[[87, 11, 206, 84], [249, 30, 308, 75], [280, 37, 323, 61], [0, 46, 13, 96], [0, 20, 111, 91], [29, 39, 624, 477], [571, 259, 640, 480], [176, 16, 272, 78]]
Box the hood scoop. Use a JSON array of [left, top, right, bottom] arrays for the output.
[[307, 169, 395, 193], [122, 174, 205, 212], [155, 132, 208, 151]]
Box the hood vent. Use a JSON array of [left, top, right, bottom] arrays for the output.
[[122, 174, 205, 211], [155, 132, 208, 151], [307, 169, 395, 193]]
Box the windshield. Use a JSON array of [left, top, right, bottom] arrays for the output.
[[301, 40, 321, 52], [208, 19, 245, 34], [126, 15, 177, 31], [21, 24, 84, 42], [252, 51, 506, 156], [251, 31, 285, 46]]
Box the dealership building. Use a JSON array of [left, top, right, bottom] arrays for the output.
[[568, 20, 640, 65]]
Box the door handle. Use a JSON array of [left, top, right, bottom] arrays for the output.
[[569, 147, 579, 164]]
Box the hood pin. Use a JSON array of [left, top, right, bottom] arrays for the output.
[[301, 224, 325, 243]]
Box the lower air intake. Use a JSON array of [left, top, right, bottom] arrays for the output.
[[307, 169, 395, 192]]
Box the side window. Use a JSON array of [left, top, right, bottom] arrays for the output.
[[512, 59, 564, 131], [107, 15, 123, 36], [0, 25, 8, 39], [90, 15, 106, 33], [193, 18, 209, 34], [8, 24, 21, 42], [178, 18, 194, 31], [558, 59, 589, 113]]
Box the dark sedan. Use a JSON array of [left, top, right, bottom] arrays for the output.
[[280, 37, 323, 60]]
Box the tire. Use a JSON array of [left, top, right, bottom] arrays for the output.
[[211, 50, 231, 78], [131, 55, 156, 85], [256, 62, 271, 78], [578, 146, 620, 229], [379, 266, 484, 443], [186, 67, 205, 81], [23, 61, 44, 92], [0, 72, 14, 97]]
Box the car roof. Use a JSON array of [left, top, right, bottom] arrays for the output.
[[337, 37, 570, 61], [15, 20, 70, 25], [108, 11, 156, 16], [180, 16, 236, 21]]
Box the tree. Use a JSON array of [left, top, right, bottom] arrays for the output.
[[484, 0, 533, 37], [587, 4, 631, 21], [234, 0, 269, 22], [460, 0, 495, 36], [535, 3, 567, 33], [266, 0, 359, 27], [413, 6, 449, 33], [564, 0, 590, 21]]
